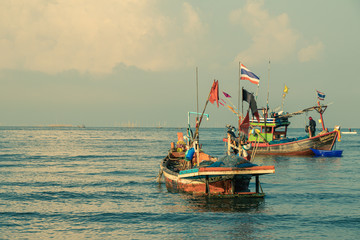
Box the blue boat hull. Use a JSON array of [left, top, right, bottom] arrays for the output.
[[310, 148, 343, 157]]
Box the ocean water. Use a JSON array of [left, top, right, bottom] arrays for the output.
[[0, 126, 359, 239]]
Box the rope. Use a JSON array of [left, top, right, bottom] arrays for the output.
[[250, 136, 260, 162]]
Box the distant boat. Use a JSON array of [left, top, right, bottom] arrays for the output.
[[246, 104, 340, 156], [341, 128, 357, 134]]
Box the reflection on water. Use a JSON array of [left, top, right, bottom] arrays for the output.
[[158, 181, 265, 213], [183, 195, 265, 213]]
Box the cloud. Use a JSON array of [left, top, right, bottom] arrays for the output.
[[230, 0, 299, 65], [0, 0, 206, 73], [298, 40, 324, 62]]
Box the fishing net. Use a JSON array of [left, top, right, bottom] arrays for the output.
[[199, 155, 257, 168], [216, 155, 257, 168]]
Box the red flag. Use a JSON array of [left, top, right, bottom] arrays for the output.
[[254, 111, 260, 123], [239, 111, 250, 135], [209, 80, 219, 107], [222, 91, 231, 98]]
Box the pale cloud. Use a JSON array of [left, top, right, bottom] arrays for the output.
[[183, 2, 203, 35], [298, 40, 324, 62], [0, 0, 206, 73], [230, 0, 299, 65]]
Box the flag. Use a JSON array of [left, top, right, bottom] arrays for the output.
[[317, 90, 325, 101], [283, 85, 288, 94], [227, 105, 237, 114], [219, 102, 224, 106], [222, 91, 231, 98], [242, 88, 252, 104], [242, 88, 260, 122], [209, 80, 219, 107], [240, 64, 260, 85], [239, 111, 250, 135]]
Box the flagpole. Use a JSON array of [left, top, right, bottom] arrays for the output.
[[281, 83, 284, 111], [238, 61, 241, 117], [267, 59, 270, 114], [193, 80, 216, 144], [238, 62, 242, 156], [265, 59, 270, 141], [196, 67, 199, 119], [242, 87, 244, 117]]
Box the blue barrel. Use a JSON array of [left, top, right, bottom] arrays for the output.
[[185, 148, 195, 161]]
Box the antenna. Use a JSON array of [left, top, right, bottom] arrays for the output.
[[267, 58, 270, 110]]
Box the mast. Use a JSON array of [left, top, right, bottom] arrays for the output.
[[239, 62, 241, 117], [281, 83, 285, 111], [265, 59, 270, 141], [196, 67, 199, 118], [317, 100, 326, 131], [267, 58, 270, 113]]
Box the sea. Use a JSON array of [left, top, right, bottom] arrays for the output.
[[0, 126, 359, 239]]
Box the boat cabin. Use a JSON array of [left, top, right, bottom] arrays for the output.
[[248, 114, 290, 143]]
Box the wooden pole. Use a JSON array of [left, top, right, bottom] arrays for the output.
[[196, 67, 199, 120], [192, 81, 215, 148], [267, 59, 270, 110], [255, 175, 260, 193], [266, 59, 270, 141], [239, 62, 241, 117], [205, 175, 210, 194], [317, 100, 326, 131]]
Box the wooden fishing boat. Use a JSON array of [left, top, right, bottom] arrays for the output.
[[246, 104, 341, 156], [160, 142, 275, 198], [159, 81, 275, 198]]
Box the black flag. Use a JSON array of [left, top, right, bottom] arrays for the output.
[[242, 88, 260, 122]]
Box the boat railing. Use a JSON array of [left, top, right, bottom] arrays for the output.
[[250, 118, 276, 123]]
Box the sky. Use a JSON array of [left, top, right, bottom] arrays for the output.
[[1, 0, 359, 128]]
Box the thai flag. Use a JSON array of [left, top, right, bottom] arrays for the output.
[[317, 90, 325, 100], [240, 64, 260, 85]]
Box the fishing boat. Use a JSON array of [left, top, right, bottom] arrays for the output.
[[160, 148, 275, 198], [246, 103, 341, 156], [159, 81, 275, 198], [341, 131, 357, 135], [341, 128, 357, 134]]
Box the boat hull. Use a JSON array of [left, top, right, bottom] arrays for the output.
[[248, 130, 338, 156], [310, 148, 343, 157], [160, 153, 274, 198]]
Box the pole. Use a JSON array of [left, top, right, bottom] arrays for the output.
[[265, 59, 270, 141], [193, 82, 214, 145], [196, 67, 199, 118], [239, 62, 241, 117], [317, 100, 326, 131], [238, 62, 242, 144], [241, 87, 244, 117], [267, 59, 270, 110]]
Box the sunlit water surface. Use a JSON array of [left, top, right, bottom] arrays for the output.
[[0, 127, 359, 239]]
